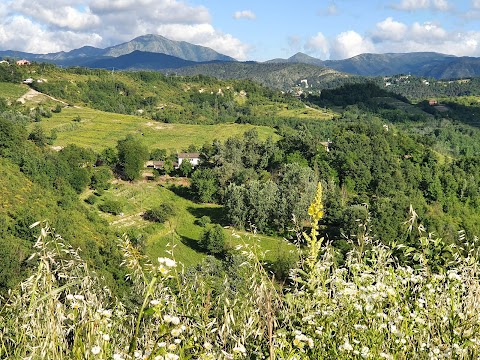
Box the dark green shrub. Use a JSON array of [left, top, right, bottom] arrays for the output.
[[85, 194, 98, 205], [195, 216, 211, 227], [52, 104, 62, 113], [99, 199, 123, 215], [199, 224, 226, 255], [143, 203, 175, 223]]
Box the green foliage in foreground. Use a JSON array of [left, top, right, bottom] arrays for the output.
[[2, 186, 480, 359]]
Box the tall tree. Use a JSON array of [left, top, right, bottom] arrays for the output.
[[116, 135, 148, 181]]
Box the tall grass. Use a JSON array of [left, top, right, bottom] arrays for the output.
[[2, 184, 480, 359]]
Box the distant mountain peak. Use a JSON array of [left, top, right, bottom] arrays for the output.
[[103, 34, 236, 62], [289, 52, 319, 61]]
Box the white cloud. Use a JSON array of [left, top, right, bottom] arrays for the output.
[[154, 23, 250, 60], [317, 3, 339, 16], [372, 17, 407, 41], [432, 0, 449, 11], [330, 31, 375, 59], [89, 0, 210, 23], [369, 17, 480, 57], [0, 0, 249, 59], [473, 0, 480, 8], [393, 0, 450, 11], [0, 15, 102, 53], [327, 4, 338, 15], [233, 10, 256, 20], [11, 1, 100, 31], [307, 17, 480, 60], [305, 32, 330, 59]]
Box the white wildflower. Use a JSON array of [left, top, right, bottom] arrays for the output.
[[91, 345, 101, 355], [158, 257, 176, 268], [171, 327, 182, 337], [339, 338, 353, 352], [233, 343, 246, 355], [165, 354, 179, 360], [361, 346, 370, 358]]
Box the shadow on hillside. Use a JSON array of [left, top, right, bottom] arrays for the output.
[[442, 102, 480, 129], [187, 206, 226, 226], [178, 234, 203, 253], [164, 184, 195, 201]]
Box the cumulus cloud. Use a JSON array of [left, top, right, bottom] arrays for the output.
[[372, 17, 407, 42], [369, 17, 480, 57], [89, 0, 210, 23], [233, 10, 256, 20], [473, 0, 480, 8], [0, 0, 249, 60], [154, 23, 250, 60], [11, 0, 100, 30], [299, 17, 480, 60], [330, 31, 375, 59], [393, 0, 450, 11], [0, 15, 103, 53], [305, 32, 330, 59]]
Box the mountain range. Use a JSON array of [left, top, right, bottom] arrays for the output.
[[0, 34, 235, 67], [2, 34, 480, 82], [267, 52, 480, 79]]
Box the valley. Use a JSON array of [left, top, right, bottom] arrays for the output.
[[2, 47, 480, 358]]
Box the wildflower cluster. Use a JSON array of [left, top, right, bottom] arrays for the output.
[[3, 190, 480, 359]]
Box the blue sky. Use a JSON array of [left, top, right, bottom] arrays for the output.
[[1, 0, 480, 60]]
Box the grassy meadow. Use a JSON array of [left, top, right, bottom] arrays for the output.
[[34, 106, 281, 152], [0, 82, 29, 102], [88, 178, 295, 268]]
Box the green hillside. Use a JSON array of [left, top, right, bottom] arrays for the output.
[[31, 106, 280, 152], [89, 179, 294, 268], [0, 82, 28, 102], [0, 157, 125, 292]]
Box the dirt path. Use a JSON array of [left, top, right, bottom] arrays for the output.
[[17, 88, 70, 106], [110, 212, 144, 227]]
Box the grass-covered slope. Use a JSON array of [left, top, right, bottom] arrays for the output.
[[32, 106, 280, 152], [89, 179, 294, 268], [0, 157, 125, 292], [17, 64, 330, 125]]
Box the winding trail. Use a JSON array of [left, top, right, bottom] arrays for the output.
[[17, 87, 70, 106]]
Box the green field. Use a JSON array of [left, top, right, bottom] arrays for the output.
[[90, 179, 295, 268], [35, 107, 281, 152], [0, 82, 29, 102], [276, 105, 337, 120]]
